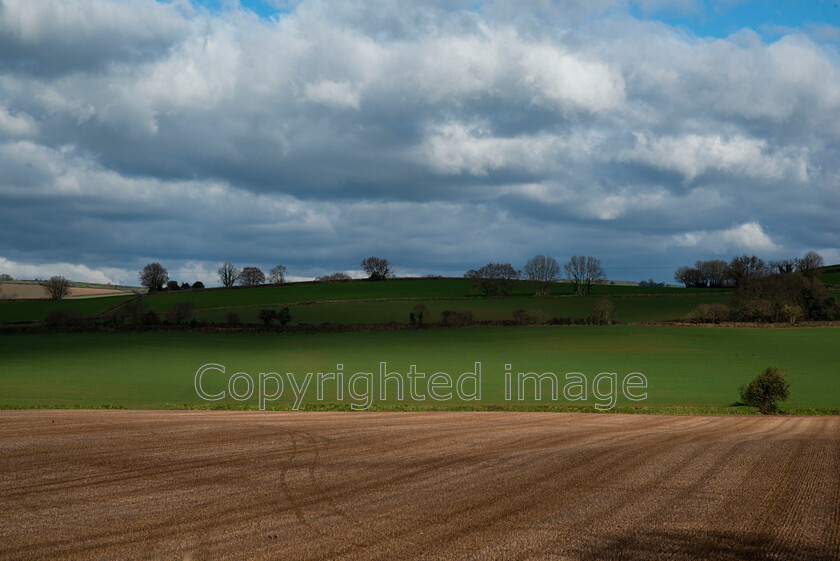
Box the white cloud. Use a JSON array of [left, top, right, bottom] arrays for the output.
[[0, 256, 130, 284], [671, 222, 778, 253], [619, 133, 808, 182], [302, 80, 362, 110], [0, 106, 36, 137], [519, 43, 625, 113]]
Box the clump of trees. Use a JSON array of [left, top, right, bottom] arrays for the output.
[[564, 255, 605, 296], [258, 307, 292, 329], [677, 251, 836, 323], [465, 263, 519, 297], [524, 254, 560, 296], [317, 272, 351, 282], [739, 367, 791, 414], [361, 257, 392, 281], [43, 276, 71, 300], [674, 252, 826, 289]]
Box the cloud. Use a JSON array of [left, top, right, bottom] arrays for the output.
[[618, 133, 808, 183], [0, 0, 838, 284], [0, 256, 130, 285], [671, 222, 778, 254]]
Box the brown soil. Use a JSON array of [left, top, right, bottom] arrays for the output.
[[1, 411, 838, 560]]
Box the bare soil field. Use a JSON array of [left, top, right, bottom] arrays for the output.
[[0, 282, 131, 300], [0, 411, 838, 560]]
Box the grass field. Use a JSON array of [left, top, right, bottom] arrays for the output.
[[141, 279, 725, 313], [0, 278, 732, 324], [0, 293, 136, 323], [193, 292, 733, 325], [1, 326, 837, 411]]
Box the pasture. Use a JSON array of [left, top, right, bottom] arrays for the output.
[[1, 326, 837, 412]]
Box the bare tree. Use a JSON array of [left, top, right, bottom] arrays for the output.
[[217, 262, 240, 287], [139, 263, 169, 292], [361, 257, 392, 281], [239, 267, 266, 286], [524, 254, 560, 296], [268, 264, 287, 285], [796, 251, 824, 279], [728, 255, 769, 288], [564, 256, 605, 295], [465, 263, 519, 297], [674, 266, 704, 288], [43, 276, 71, 300], [769, 259, 796, 274], [695, 260, 729, 287]]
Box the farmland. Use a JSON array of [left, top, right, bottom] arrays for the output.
[[1, 410, 837, 560], [1, 326, 838, 412], [0, 278, 732, 325], [0, 293, 136, 323]]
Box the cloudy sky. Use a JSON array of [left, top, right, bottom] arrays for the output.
[[1, 0, 838, 286]]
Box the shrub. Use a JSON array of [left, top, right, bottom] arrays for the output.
[[781, 304, 803, 326], [42, 309, 83, 327], [513, 309, 547, 325], [167, 301, 194, 325], [739, 367, 791, 414], [226, 312, 240, 327], [141, 311, 161, 326], [278, 307, 292, 328], [411, 304, 427, 328], [440, 310, 473, 327], [258, 308, 278, 328], [686, 303, 730, 324], [587, 298, 616, 325]]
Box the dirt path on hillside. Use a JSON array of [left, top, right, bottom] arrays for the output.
[[1, 411, 837, 560]]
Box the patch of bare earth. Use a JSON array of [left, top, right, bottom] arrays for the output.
[[0, 411, 837, 560]]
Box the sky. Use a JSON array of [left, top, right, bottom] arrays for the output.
[[0, 0, 838, 286]]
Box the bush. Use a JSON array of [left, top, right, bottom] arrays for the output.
[[258, 308, 278, 328], [739, 367, 791, 414], [226, 312, 240, 327], [278, 307, 292, 328], [587, 298, 616, 325], [686, 303, 730, 324], [513, 309, 547, 325], [141, 311, 161, 326], [440, 310, 473, 327], [42, 309, 84, 327], [167, 301, 194, 325]]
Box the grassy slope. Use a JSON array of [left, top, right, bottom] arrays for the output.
[[0, 294, 136, 323], [194, 292, 733, 324], [142, 279, 730, 324], [1, 326, 837, 411]]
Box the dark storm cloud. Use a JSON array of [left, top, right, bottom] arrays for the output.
[[0, 0, 838, 284]]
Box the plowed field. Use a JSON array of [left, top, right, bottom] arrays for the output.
[[1, 411, 838, 560]]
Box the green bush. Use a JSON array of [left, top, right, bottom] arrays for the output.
[[739, 367, 791, 414]]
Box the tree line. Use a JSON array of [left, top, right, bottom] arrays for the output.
[[674, 251, 825, 288]]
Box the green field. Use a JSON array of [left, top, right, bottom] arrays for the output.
[[193, 292, 733, 325], [1, 326, 837, 412], [0, 278, 732, 325], [0, 294, 136, 323]]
